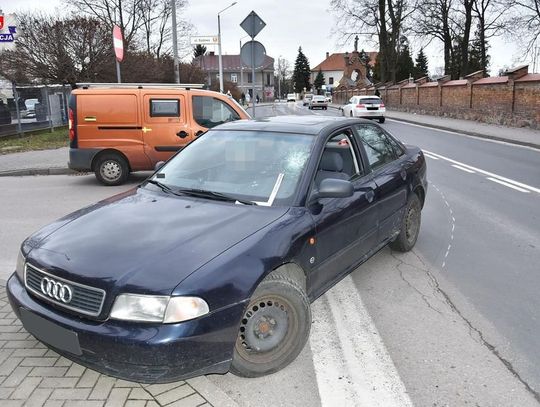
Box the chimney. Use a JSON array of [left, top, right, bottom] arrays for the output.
[[209, 51, 215, 56], [326, 52, 329, 59]]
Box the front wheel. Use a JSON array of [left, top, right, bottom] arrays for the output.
[[230, 271, 311, 377], [390, 193, 422, 252], [94, 152, 129, 186]]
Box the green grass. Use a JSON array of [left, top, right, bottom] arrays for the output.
[[0, 127, 69, 154]]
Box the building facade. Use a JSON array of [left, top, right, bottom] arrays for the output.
[[195, 52, 275, 101]]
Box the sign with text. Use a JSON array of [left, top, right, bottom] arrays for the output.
[[191, 36, 219, 45]]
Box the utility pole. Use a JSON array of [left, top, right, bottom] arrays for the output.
[[171, 0, 180, 83], [218, 2, 237, 93]]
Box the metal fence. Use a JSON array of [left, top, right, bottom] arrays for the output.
[[0, 82, 72, 138]]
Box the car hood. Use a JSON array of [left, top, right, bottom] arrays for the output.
[[26, 187, 288, 295]]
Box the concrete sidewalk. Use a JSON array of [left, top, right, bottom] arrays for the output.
[[0, 147, 72, 177]]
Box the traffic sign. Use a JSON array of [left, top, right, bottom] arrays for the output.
[[191, 35, 219, 45], [240, 41, 266, 68], [113, 25, 124, 62], [240, 11, 266, 38]]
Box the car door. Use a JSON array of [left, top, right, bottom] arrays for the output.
[[353, 123, 408, 244], [190, 95, 241, 138], [142, 93, 191, 164], [344, 96, 356, 116], [308, 129, 379, 296]]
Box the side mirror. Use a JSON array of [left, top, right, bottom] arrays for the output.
[[154, 161, 165, 171], [309, 178, 354, 203]]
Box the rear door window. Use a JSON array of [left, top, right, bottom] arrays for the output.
[[150, 99, 180, 117], [354, 125, 399, 170], [192, 96, 240, 129]]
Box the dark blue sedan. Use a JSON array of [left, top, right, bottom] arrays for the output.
[[7, 116, 427, 382]]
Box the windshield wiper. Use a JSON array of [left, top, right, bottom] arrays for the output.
[[145, 179, 184, 197], [176, 188, 257, 205]]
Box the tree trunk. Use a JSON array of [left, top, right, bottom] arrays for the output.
[[460, 0, 474, 77]]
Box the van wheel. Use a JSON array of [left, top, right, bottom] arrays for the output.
[[94, 153, 129, 186], [230, 270, 311, 377]]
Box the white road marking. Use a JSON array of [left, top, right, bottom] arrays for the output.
[[423, 153, 439, 160], [310, 276, 413, 407], [487, 177, 530, 193], [424, 150, 540, 194], [387, 118, 540, 152], [451, 164, 476, 174], [432, 183, 456, 270]]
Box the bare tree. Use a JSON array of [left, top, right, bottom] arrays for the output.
[[512, 0, 540, 55], [0, 13, 113, 85], [330, 0, 416, 82]]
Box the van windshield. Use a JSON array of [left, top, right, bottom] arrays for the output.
[[149, 130, 314, 206]]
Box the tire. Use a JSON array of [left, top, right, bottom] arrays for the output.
[[390, 193, 422, 252], [379, 117, 386, 123], [94, 152, 129, 186], [230, 270, 311, 378]]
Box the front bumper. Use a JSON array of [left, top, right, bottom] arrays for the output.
[[7, 274, 246, 383]]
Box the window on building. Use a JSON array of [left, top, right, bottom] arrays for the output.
[[329, 77, 334, 85], [247, 73, 253, 83], [231, 74, 238, 83], [266, 73, 271, 86]]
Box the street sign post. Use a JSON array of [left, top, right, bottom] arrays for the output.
[[191, 36, 219, 45], [112, 25, 123, 83], [240, 11, 266, 117]]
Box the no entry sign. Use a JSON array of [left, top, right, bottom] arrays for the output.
[[113, 25, 124, 62]]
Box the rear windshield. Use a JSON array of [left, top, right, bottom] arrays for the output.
[[313, 96, 326, 100], [359, 98, 383, 104]]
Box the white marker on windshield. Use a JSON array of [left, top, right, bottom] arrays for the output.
[[255, 173, 285, 206]]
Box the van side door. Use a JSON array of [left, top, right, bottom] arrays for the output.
[[142, 93, 191, 164]]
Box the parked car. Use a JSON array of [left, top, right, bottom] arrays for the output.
[[286, 93, 296, 102], [342, 95, 386, 123], [23, 98, 39, 119], [67, 85, 250, 186], [7, 116, 427, 383], [302, 93, 313, 106], [309, 95, 328, 110]]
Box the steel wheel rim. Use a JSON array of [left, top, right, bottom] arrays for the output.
[[100, 160, 122, 182], [405, 202, 420, 244], [235, 294, 297, 363]]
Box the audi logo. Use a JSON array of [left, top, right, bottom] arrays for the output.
[[40, 277, 73, 304]]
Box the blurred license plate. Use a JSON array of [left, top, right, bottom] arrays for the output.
[[20, 308, 82, 355]]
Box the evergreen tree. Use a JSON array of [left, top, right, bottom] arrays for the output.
[[193, 44, 207, 58], [292, 47, 311, 93], [314, 69, 325, 93], [414, 48, 429, 78], [395, 43, 415, 81], [468, 31, 490, 75]]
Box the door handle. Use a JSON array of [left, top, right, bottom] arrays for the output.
[[365, 189, 375, 203], [195, 130, 204, 137], [176, 131, 188, 139]]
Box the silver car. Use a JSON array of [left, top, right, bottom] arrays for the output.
[[308, 95, 328, 110]]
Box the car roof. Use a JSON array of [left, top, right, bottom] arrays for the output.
[[212, 115, 374, 135], [358, 95, 382, 99]]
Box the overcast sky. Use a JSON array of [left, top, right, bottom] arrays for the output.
[[1, 0, 534, 76]]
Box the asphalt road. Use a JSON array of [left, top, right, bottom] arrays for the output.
[[0, 102, 539, 406]]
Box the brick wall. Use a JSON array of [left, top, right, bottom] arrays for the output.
[[333, 66, 540, 128]]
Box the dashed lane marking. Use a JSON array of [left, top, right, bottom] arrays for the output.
[[487, 177, 530, 193], [424, 150, 540, 194], [310, 276, 413, 407]]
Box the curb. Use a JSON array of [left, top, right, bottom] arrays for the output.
[[187, 376, 239, 407], [385, 115, 540, 151], [0, 167, 75, 177]]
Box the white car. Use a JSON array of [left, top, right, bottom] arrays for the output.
[[286, 93, 296, 102], [309, 95, 328, 110], [302, 94, 313, 106], [342, 95, 385, 123]]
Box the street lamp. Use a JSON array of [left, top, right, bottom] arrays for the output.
[[218, 2, 237, 93], [171, 0, 180, 84]]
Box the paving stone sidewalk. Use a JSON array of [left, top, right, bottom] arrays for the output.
[[0, 282, 215, 407]]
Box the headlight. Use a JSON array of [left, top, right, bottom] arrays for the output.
[[110, 294, 209, 323], [15, 250, 26, 282]]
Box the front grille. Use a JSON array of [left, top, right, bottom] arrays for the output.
[[25, 263, 106, 317]]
